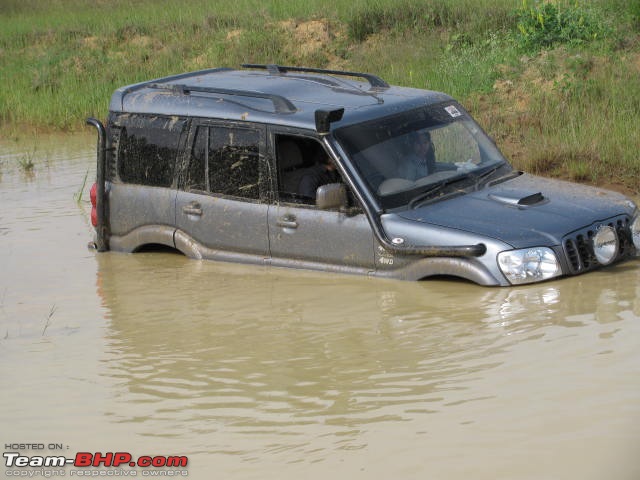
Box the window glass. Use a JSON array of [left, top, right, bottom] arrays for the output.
[[334, 102, 509, 209], [186, 125, 261, 200], [117, 115, 186, 187], [429, 122, 481, 165], [275, 135, 325, 203], [210, 128, 260, 198], [274, 134, 358, 210], [186, 127, 207, 191]]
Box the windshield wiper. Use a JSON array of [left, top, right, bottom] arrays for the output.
[[486, 170, 522, 187], [408, 175, 468, 209], [472, 164, 503, 189]]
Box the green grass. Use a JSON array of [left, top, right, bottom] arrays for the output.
[[0, 0, 639, 192], [17, 148, 36, 172]]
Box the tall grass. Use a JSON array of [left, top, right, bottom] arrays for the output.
[[525, 51, 640, 187], [0, 0, 515, 127], [0, 0, 638, 191]]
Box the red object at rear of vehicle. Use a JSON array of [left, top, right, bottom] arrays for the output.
[[90, 182, 97, 227]]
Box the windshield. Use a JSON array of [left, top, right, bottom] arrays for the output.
[[334, 102, 510, 209]]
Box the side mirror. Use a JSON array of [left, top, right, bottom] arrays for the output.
[[316, 183, 347, 210]]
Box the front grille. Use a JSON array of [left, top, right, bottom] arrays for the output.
[[563, 216, 634, 275]]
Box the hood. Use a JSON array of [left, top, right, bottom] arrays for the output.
[[397, 173, 636, 248]]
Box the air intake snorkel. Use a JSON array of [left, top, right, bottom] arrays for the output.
[[86, 117, 109, 252]]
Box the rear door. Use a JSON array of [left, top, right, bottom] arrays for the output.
[[175, 121, 270, 262], [107, 114, 187, 248]]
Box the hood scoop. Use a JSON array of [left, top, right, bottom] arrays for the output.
[[488, 191, 547, 208]]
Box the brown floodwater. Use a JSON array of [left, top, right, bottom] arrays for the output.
[[1, 134, 640, 479]]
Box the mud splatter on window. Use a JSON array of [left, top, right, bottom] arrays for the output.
[[115, 115, 186, 187], [187, 126, 261, 200]]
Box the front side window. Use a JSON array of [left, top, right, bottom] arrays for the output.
[[116, 115, 186, 187], [186, 125, 262, 200], [334, 102, 510, 209], [274, 135, 339, 204]]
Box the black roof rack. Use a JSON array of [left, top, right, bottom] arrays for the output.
[[148, 83, 297, 114], [242, 64, 390, 90]]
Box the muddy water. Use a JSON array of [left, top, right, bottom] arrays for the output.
[[1, 134, 640, 480]]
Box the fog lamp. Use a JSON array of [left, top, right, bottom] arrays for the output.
[[592, 225, 618, 265], [631, 215, 640, 252]]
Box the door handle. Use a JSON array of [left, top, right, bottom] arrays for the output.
[[276, 214, 298, 229], [182, 202, 202, 216]]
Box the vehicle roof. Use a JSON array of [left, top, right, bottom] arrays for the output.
[[109, 65, 453, 132]]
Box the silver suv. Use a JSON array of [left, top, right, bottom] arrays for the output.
[[87, 64, 640, 285]]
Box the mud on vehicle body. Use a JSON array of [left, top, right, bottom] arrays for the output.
[[87, 64, 640, 286]]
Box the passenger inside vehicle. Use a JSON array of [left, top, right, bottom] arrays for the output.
[[277, 137, 339, 203], [297, 151, 339, 200]]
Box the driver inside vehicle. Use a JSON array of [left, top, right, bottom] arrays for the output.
[[298, 151, 340, 200], [402, 130, 436, 180]]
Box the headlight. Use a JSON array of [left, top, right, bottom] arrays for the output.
[[631, 215, 640, 252], [498, 247, 561, 285], [592, 225, 618, 265]]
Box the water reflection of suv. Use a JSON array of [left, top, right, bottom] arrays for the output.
[[87, 64, 640, 286]]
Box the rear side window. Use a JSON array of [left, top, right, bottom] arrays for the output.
[[186, 125, 261, 200], [116, 115, 187, 187]]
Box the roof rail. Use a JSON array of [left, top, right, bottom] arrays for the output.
[[241, 64, 390, 90], [119, 67, 233, 97], [148, 83, 297, 114]]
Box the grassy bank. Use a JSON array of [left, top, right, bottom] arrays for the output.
[[1, 0, 639, 192]]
